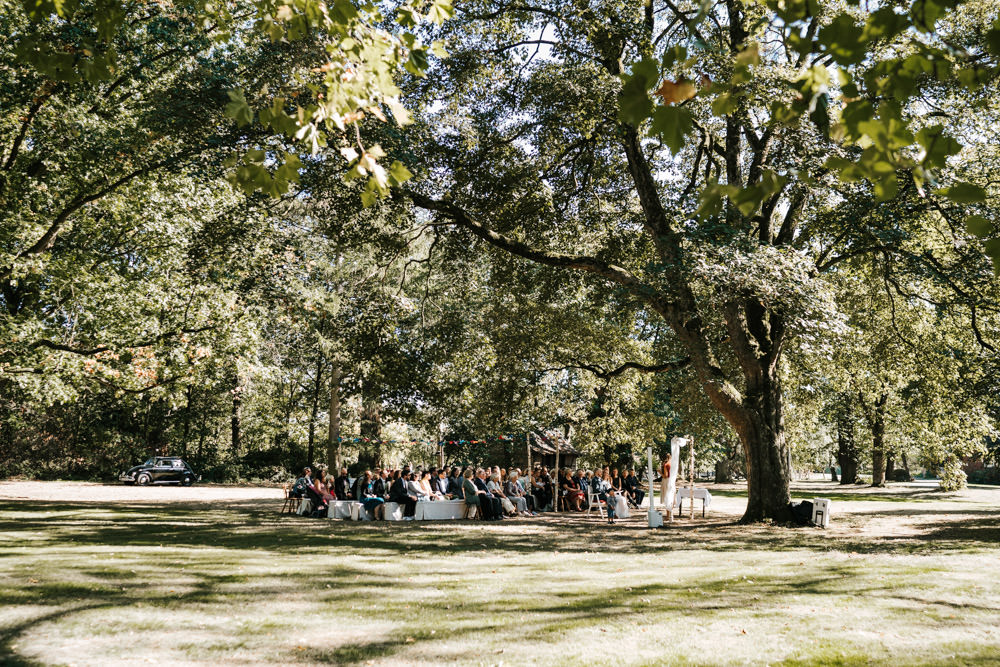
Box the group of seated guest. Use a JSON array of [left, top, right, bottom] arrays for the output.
[[291, 461, 647, 520], [553, 466, 646, 512]]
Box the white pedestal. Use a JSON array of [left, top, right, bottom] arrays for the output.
[[647, 509, 663, 528], [812, 498, 831, 528]]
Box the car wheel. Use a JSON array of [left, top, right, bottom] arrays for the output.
[[181, 475, 193, 486], [137, 473, 151, 486]]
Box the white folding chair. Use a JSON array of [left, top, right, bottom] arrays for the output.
[[586, 491, 606, 519]]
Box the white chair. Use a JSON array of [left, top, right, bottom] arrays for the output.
[[384, 502, 404, 521], [586, 491, 606, 519]]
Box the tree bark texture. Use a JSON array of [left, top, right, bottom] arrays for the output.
[[308, 354, 324, 469], [230, 369, 242, 456], [327, 362, 341, 471], [837, 400, 860, 485]]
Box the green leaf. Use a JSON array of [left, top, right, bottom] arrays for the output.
[[966, 215, 992, 239], [916, 125, 961, 169], [649, 106, 693, 154], [711, 93, 738, 116], [862, 7, 910, 42], [735, 43, 759, 67], [987, 20, 1000, 55], [388, 160, 413, 185], [984, 237, 1000, 265], [246, 149, 266, 163], [427, 0, 454, 25], [224, 89, 253, 127], [818, 13, 865, 65], [873, 174, 899, 201], [809, 93, 830, 138], [937, 182, 987, 203]]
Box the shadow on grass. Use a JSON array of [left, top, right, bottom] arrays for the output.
[[2, 495, 999, 666], [2, 497, 999, 562]]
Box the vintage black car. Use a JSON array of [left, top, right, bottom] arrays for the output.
[[120, 457, 199, 486]]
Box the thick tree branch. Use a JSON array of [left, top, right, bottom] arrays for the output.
[[0, 154, 191, 282], [540, 357, 691, 380], [399, 189, 655, 297], [3, 83, 57, 171], [31, 325, 215, 357]]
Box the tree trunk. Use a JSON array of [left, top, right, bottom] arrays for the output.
[[308, 354, 324, 469], [181, 386, 195, 459], [360, 374, 382, 468], [734, 379, 792, 523], [837, 401, 860, 485], [885, 451, 895, 482], [870, 395, 888, 487], [230, 369, 242, 456], [715, 459, 732, 483], [830, 462, 838, 482], [327, 361, 341, 471]]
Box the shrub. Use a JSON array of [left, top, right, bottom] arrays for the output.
[[967, 467, 1000, 485], [939, 455, 967, 491]]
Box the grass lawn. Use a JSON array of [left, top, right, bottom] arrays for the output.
[[1, 481, 999, 666]]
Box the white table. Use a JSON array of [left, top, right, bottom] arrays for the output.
[[413, 499, 467, 520], [675, 488, 712, 517], [328, 500, 363, 520]]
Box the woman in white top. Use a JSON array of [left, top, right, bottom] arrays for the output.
[[406, 472, 427, 500], [486, 473, 517, 516]]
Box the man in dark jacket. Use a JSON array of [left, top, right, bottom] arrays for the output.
[[623, 468, 644, 507], [372, 469, 389, 500], [334, 468, 352, 500], [447, 467, 464, 499], [473, 468, 503, 520], [433, 469, 450, 497], [388, 470, 417, 519]]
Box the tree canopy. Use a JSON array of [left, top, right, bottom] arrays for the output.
[[2, 0, 999, 521]]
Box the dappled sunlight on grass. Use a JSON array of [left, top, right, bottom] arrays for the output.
[[1, 482, 999, 665]]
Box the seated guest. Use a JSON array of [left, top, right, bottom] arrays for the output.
[[611, 467, 624, 493], [389, 470, 418, 520], [290, 467, 313, 498], [419, 470, 439, 499], [408, 471, 429, 499], [297, 469, 326, 514], [487, 472, 517, 516], [560, 469, 584, 511], [504, 471, 533, 515], [461, 468, 482, 517], [529, 469, 549, 512], [448, 467, 464, 499], [591, 471, 610, 502], [351, 470, 368, 501], [474, 468, 503, 520], [434, 468, 451, 498], [334, 468, 352, 500], [314, 469, 334, 503], [357, 470, 385, 520], [373, 469, 390, 501], [623, 468, 644, 507]]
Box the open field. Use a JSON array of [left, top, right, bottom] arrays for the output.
[[1, 480, 999, 666]]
